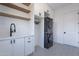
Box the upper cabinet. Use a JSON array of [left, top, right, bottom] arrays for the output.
[[0, 3, 33, 20]]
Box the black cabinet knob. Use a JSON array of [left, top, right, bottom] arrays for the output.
[[64, 32, 66, 34]]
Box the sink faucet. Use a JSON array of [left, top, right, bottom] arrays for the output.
[[10, 23, 16, 37]]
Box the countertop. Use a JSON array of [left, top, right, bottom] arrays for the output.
[[0, 34, 34, 41]]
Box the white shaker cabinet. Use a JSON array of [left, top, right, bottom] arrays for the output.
[[0, 35, 35, 56], [25, 36, 35, 55], [0, 38, 25, 56], [0, 39, 13, 56], [13, 38, 24, 56]]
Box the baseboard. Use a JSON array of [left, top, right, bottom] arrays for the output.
[[54, 41, 79, 48]]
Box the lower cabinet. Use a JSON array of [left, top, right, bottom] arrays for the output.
[[0, 40, 13, 56], [0, 36, 35, 56], [24, 36, 35, 55], [0, 38, 24, 56], [13, 38, 24, 56]]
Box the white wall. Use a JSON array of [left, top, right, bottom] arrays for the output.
[[54, 4, 79, 47], [34, 3, 54, 48], [0, 4, 34, 38]]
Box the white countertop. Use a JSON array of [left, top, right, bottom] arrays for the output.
[[0, 34, 34, 41]]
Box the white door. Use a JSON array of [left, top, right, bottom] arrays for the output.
[[63, 11, 77, 46], [13, 38, 24, 56], [0, 40, 13, 56]]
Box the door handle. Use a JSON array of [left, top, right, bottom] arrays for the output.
[[10, 40, 12, 44], [13, 39, 15, 44], [27, 41, 31, 43], [64, 32, 66, 34]]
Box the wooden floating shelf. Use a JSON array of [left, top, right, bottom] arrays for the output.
[[22, 3, 31, 6], [0, 12, 30, 20], [0, 3, 31, 13]]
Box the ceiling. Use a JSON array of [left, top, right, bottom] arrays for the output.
[[47, 3, 72, 10]]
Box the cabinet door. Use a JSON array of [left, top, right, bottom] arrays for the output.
[[25, 36, 35, 55], [0, 40, 13, 56], [13, 38, 24, 56]]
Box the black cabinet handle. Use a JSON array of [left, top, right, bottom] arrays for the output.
[[13, 39, 15, 44], [10, 40, 12, 44], [27, 41, 31, 43]]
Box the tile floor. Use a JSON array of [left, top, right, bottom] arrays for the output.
[[31, 43, 79, 56]]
